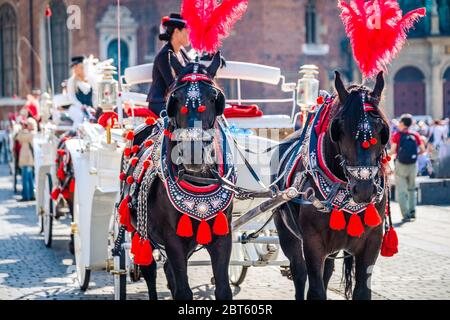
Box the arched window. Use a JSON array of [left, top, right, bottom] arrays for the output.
[[399, 0, 431, 37], [107, 39, 129, 80], [0, 3, 18, 97], [443, 67, 450, 118], [394, 66, 426, 116], [438, 0, 450, 34], [47, 1, 69, 93], [305, 0, 317, 44]]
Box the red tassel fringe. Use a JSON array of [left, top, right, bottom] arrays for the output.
[[329, 207, 346, 231], [197, 219, 212, 245], [69, 178, 75, 193], [381, 227, 399, 257], [134, 239, 153, 266], [118, 196, 134, 232], [347, 214, 365, 238], [51, 188, 60, 201], [213, 211, 229, 236], [177, 214, 193, 237], [364, 203, 382, 227]]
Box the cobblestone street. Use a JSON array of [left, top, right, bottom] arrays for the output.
[[1, 164, 449, 300]]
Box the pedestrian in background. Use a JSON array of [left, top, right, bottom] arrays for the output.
[[389, 114, 426, 222], [14, 119, 36, 201]]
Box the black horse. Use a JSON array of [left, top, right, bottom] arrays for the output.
[[121, 53, 233, 300], [272, 71, 390, 300]]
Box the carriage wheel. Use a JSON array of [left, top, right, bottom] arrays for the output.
[[72, 187, 91, 291], [229, 242, 248, 287], [43, 173, 53, 248]]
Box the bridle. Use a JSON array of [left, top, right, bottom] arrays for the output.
[[166, 63, 225, 143]]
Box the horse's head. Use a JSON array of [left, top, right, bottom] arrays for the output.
[[166, 52, 225, 174], [329, 71, 390, 204]]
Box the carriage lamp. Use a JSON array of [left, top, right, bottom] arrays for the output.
[[297, 65, 319, 113], [97, 64, 118, 144]]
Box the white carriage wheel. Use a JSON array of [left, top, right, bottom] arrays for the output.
[[72, 186, 91, 291], [229, 241, 249, 287], [43, 173, 53, 248]]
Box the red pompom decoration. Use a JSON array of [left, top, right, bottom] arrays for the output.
[[126, 176, 135, 185], [370, 138, 378, 145], [134, 239, 153, 266], [362, 141, 370, 149], [126, 131, 135, 141], [198, 105, 207, 113], [364, 203, 382, 227], [196, 219, 212, 245], [131, 145, 139, 154], [381, 227, 399, 257], [176, 214, 193, 238], [57, 149, 65, 157], [45, 6, 52, 17], [347, 214, 365, 238], [144, 140, 154, 148], [329, 207, 346, 231], [124, 148, 132, 157], [317, 96, 325, 105], [69, 178, 75, 193], [213, 211, 229, 236], [145, 117, 157, 126], [181, 106, 189, 114], [130, 157, 139, 167], [143, 160, 151, 169], [119, 172, 126, 181], [51, 188, 60, 201], [386, 155, 392, 161]]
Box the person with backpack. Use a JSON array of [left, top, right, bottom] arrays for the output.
[[390, 114, 426, 222], [14, 118, 36, 201]]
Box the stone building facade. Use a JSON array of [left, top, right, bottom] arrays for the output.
[[1, 0, 449, 119]]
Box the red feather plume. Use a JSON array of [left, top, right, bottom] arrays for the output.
[[338, 0, 426, 78], [181, 0, 249, 53]]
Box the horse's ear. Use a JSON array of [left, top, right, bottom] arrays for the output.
[[334, 71, 349, 104], [330, 118, 341, 143], [169, 51, 183, 76], [215, 90, 226, 116], [371, 71, 385, 99], [206, 51, 222, 78]]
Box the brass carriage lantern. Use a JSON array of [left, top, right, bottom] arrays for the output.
[[297, 65, 319, 125], [97, 65, 118, 144]]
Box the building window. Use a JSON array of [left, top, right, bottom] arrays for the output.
[[148, 26, 159, 59], [0, 3, 18, 97], [438, 0, 450, 34], [305, 0, 317, 44], [107, 39, 129, 80], [46, 1, 69, 94]]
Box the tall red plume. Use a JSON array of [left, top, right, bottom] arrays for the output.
[[338, 0, 426, 78], [182, 0, 249, 53]]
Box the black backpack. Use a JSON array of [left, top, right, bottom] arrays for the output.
[[398, 132, 418, 164]]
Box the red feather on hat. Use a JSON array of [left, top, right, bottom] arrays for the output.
[[338, 0, 426, 79], [181, 0, 249, 53]]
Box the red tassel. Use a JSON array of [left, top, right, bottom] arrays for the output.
[[119, 196, 134, 232], [124, 148, 132, 157], [347, 214, 365, 238], [57, 163, 65, 181], [329, 207, 346, 231], [134, 239, 153, 266], [131, 233, 140, 255], [213, 211, 229, 236], [62, 188, 70, 200], [364, 203, 382, 227], [381, 227, 399, 257], [69, 178, 75, 193], [197, 219, 212, 245], [176, 214, 193, 237], [51, 188, 60, 201]]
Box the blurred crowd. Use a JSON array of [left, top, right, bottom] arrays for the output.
[[390, 117, 450, 178]]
